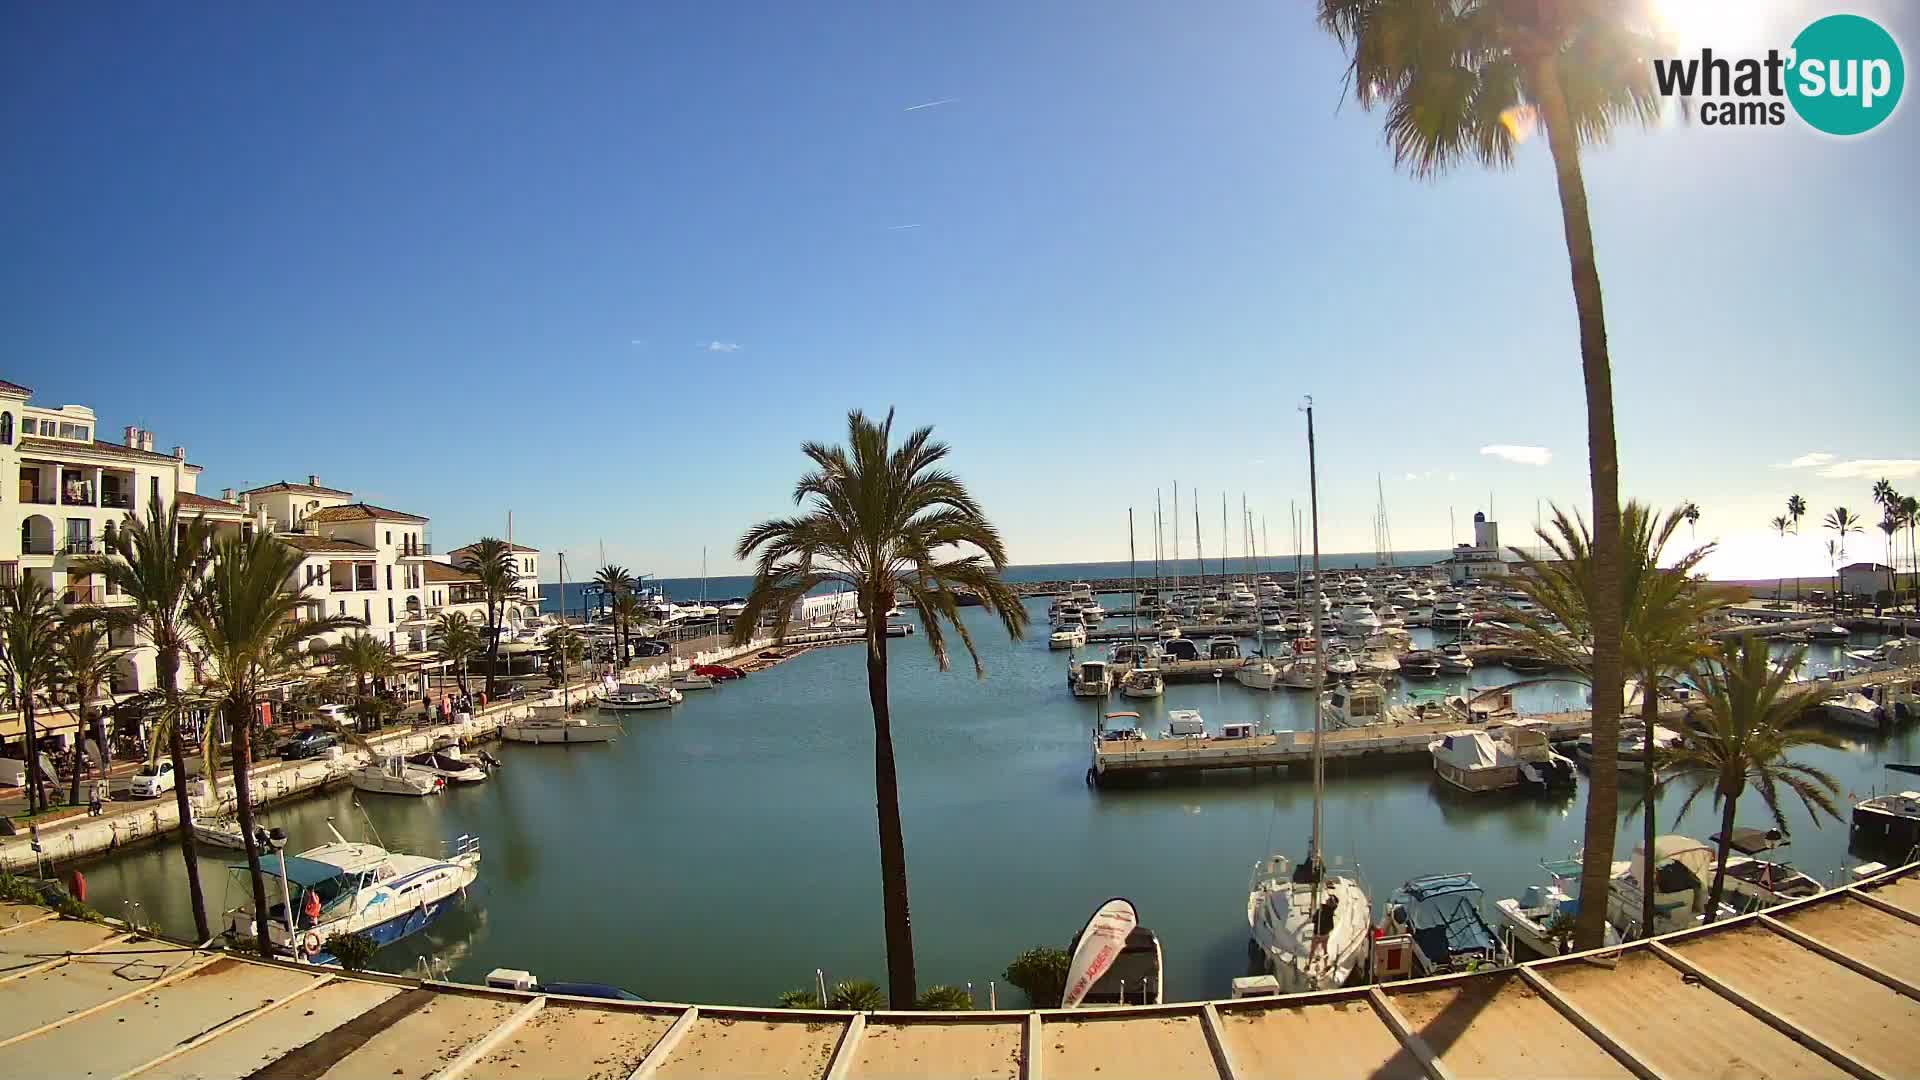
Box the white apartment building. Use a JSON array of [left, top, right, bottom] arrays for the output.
[[441, 541, 543, 615], [233, 479, 434, 656], [1, 379, 226, 740]]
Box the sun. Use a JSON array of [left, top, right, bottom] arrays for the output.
[[1652, 0, 1759, 48]]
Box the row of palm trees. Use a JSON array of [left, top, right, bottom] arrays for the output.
[[0, 501, 529, 955], [1770, 483, 1918, 610], [591, 565, 646, 665]]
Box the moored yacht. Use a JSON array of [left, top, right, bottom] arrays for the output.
[[600, 681, 679, 711], [1436, 642, 1474, 674], [349, 756, 443, 797], [1432, 599, 1472, 631], [226, 823, 481, 964], [1119, 666, 1165, 699], [1380, 874, 1510, 976], [1494, 856, 1622, 958], [404, 747, 490, 784], [1069, 657, 1113, 697]]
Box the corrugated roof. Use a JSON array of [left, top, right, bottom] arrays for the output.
[[305, 503, 429, 524]]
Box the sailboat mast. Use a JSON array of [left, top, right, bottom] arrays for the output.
[[1129, 509, 1138, 644], [1154, 490, 1164, 593], [1221, 493, 1230, 585], [1195, 502, 1205, 590], [1304, 399, 1326, 865], [1172, 481, 1181, 593]]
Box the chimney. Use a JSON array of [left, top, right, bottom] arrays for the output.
[[171, 445, 185, 460], [140, 431, 154, 453], [123, 425, 139, 448], [308, 474, 321, 487], [221, 488, 235, 502]]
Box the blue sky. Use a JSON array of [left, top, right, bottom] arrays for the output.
[[4, 1, 1914, 580]]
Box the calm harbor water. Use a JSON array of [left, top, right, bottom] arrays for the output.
[[77, 595, 1911, 1006]]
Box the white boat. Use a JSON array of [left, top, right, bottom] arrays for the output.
[[1822, 690, 1880, 728], [1321, 679, 1388, 730], [1357, 647, 1400, 679], [348, 756, 443, 797], [1400, 650, 1441, 679], [1432, 600, 1472, 631], [1069, 657, 1114, 697], [600, 681, 678, 711], [1337, 603, 1382, 636], [1049, 625, 1088, 650], [502, 707, 622, 744], [1247, 400, 1372, 995], [1247, 853, 1372, 992], [1119, 666, 1164, 699], [404, 748, 489, 784], [668, 670, 715, 691], [1436, 642, 1474, 674], [225, 823, 480, 964], [1711, 828, 1824, 913], [1608, 835, 1720, 938], [192, 816, 249, 850], [1233, 656, 1282, 690], [1495, 856, 1622, 958], [1166, 709, 1207, 738], [1078, 603, 1107, 626], [1324, 646, 1358, 679], [1429, 721, 1575, 793]]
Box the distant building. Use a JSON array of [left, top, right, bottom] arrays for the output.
[[1444, 512, 1510, 584], [445, 542, 542, 607], [1839, 561, 1896, 598], [423, 558, 542, 630], [793, 590, 859, 626]]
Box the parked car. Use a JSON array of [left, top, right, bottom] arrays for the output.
[[279, 729, 340, 760], [129, 761, 176, 799]]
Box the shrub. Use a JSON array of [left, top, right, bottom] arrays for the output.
[[323, 931, 378, 971], [777, 988, 822, 1009], [914, 984, 974, 1011], [827, 978, 885, 1011], [1004, 946, 1071, 1008]]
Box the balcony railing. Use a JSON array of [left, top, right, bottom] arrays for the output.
[[18, 490, 54, 505], [61, 584, 101, 605], [20, 539, 55, 556], [101, 491, 133, 509], [63, 538, 100, 555], [61, 491, 96, 507], [400, 541, 433, 556], [0, 562, 17, 586]]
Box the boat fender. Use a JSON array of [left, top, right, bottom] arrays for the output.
[[302, 931, 323, 958]]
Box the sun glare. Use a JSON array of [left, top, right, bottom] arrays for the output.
[[1653, 0, 1758, 48]]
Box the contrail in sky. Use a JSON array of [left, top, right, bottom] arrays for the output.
[[903, 98, 956, 111]]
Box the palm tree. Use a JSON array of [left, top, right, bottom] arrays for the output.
[[1497, 501, 1733, 938], [609, 592, 643, 667], [1769, 514, 1792, 604], [1878, 515, 1900, 607], [1315, 0, 1661, 948], [457, 539, 518, 698], [592, 564, 632, 622], [545, 625, 584, 689], [1870, 480, 1902, 605], [74, 500, 216, 941], [1657, 636, 1842, 922], [1786, 494, 1808, 604], [733, 409, 1028, 1006], [1825, 507, 1862, 609], [432, 613, 481, 696], [1681, 501, 1701, 542], [189, 532, 359, 956], [331, 632, 396, 732], [53, 620, 124, 808], [0, 576, 64, 814], [1903, 495, 1920, 612]]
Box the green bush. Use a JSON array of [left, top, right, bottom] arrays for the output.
[[827, 978, 885, 1011], [914, 985, 974, 1011], [0, 875, 40, 904], [777, 988, 822, 1009], [1005, 946, 1071, 1008], [323, 931, 378, 971]]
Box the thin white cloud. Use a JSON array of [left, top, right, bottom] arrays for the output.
[[1480, 445, 1552, 467], [904, 97, 957, 112], [705, 341, 741, 353], [1772, 452, 1836, 469], [887, 223, 922, 231], [1816, 458, 1920, 480]]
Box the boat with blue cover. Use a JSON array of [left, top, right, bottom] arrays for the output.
[[1381, 873, 1511, 976]]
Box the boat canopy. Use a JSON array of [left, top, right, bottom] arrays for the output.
[[231, 854, 347, 889], [1433, 730, 1500, 769], [1391, 875, 1495, 961]]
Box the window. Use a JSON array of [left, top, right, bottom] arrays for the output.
[[363, 599, 371, 623], [387, 598, 394, 623], [337, 600, 346, 616], [150, 476, 159, 507], [385, 530, 392, 545], [0, 413, 10, 444], [385, 566, 392, 590], [57, 422, 89, 441]]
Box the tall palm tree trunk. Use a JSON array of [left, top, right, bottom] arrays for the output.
[[228, 698, 273, 956], [485, 613, 501, 698], [1704, 783, 1740, 923], [1537, 56, 1627, 951], [22, 702, 41, 814], [864, 595, 916, 1007], [159, 647, 211, 942], [69, 702, 88, 808], [1639, 685, 1659, 936]]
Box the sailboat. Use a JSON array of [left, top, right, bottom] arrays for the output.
[[1247, 397, 1373, 992]]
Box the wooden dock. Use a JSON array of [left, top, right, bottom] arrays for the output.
[[3, 862, 1918, 1079]]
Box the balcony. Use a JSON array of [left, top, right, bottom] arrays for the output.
[[63, 538, 101, 556], [0, 563, 16, 586], [61, 584, 101, 606], [101, 490, 133, 509], [400, 540, 433, 557], [18, 489, 54, 505], [19, 538, 55, 556], [61, 491, 96, 507]]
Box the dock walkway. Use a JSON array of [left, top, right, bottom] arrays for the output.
[[0, 861, 1914, 1078]]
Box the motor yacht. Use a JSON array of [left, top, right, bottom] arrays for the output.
[[225, 823, 480, 964], [1337, 603, 1382, 636], [1069, 657, 1113, 697], [1432, 599, 1472, 631], [1400, 650, 1442, 679], [1494, 857, 1622, 959], [1380, 874, 1510, 976], [600, 681, 679, 711], [1233, 656, 1282, 690], [1119, 666, 1165, 699], [404, 747, 491, 784], [1324, 646, 1358, 679], [1436, 642, 1474, 675], [349, 756, 444, 797]]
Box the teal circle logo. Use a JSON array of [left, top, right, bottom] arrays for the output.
[[1787, 14, 1904, 135]]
